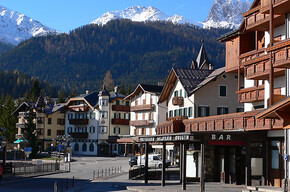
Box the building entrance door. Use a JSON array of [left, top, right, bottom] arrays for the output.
[[268, 140, 283, 187]]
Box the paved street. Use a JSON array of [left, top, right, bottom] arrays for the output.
[[0, 156, 248, 192], [0, 156, 132, 192]]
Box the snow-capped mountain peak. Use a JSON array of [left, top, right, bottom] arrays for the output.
[[91, 6, 201, 26], [0, 5, 60, 45], [203, 0, 251, 29]]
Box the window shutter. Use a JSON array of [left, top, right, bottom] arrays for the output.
[[217, 107, 221, 115], [198, 107, 201, 117], [114, 113, 117, 119], [189, 107, 192, 117], [225, 107, 229, 114], [206, 107, 210, 116]]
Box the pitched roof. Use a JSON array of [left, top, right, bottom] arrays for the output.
[[195, 41, 210, 69], [125, 84, 163, 100], [193, 67, 225, 92], [158, 68, 213, 103]]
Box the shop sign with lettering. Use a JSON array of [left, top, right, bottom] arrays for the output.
[[139, 135, 193, 142], [211, 134, 231, 141]]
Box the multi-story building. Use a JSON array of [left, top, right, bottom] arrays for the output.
[[13, 95, 65, 150], [152, 0, 290, 188], [125, 84, 167, 136], [64, 87, 130, 156]]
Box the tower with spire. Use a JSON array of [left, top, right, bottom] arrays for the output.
[[191, 40, 214, 70]]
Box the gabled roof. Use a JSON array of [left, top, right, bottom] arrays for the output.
[[45, 103, 66, 114], [12, 102, 34, 116], [109, 92, 126, 102], [67, 92, 99, 109], [158, 68, 213, 103], [125, 84, 163, 100], [195, 41, 211, 69], [193, 67, 225, 92]]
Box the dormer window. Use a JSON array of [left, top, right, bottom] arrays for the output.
[[174, 90, 178, 97], [100, 99, 108, 106]]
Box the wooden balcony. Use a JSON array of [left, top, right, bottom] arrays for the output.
[[68, 105, 89, 112], [112, 105, 130, 112], [240, 48, 268, 67], [111, 118, 129, 125], [131, 104, 154, 112], [183, 113, 245, 132], [168, 116, 188, 121], [244, 7, 284, 31], [183, 110, 284, 132], [69, 118, 89, 125], [129, 120, 154, 127], [267, 38, 290, 68], [260, 0, 290, 15], [244, 59, 285, 80], [69, 132, 88, 139], [236, 85, 265, 103], [156, 120, 185, 135], [172, 97, 184, 106]]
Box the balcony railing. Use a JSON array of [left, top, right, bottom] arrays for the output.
[[237, 85, 265, 103], [129, 120, 154, 127], [111, 119, 129, 125], [156, 120, 185, 135], [68, 105, 89, 112], [267, 38, 290, 68], [131, 104, 154, 112], [172, 97, 184, 106], [181, 110, 284, 132], [260, 0, 290, 14], [112, 105, 130, 112], [68, 132, 88, 139], [69, 118, 89, 125]]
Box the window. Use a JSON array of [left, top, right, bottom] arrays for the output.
[[217, 107, 228, 115], [57, 130, 64, 135], [174, 90, 178, 97], [89, 143, 94, 152], [135, 100, 138, 106], [219, 85, 227, 97], [100, 111, 108, 119], [124, 113, 130, 120], [83, 127, 87, 132], [236, 108, 244, 113], [57, 119, 65, 125], [149, 112, 153, 120], [174, 109, 178, 117], [114, 113, 120, 119], [47, 129, 51, 136], [82, 143, 87, 152], [90, 126, 95, 133], [183, 108, 188, 116], [198, 106, 209, 117], [222, 74, 228, 79], [188, 107, 193, 117], [184, 91, 187, 98], [169, 110, 173, 118], [114, 127, 120, 134], [143, 99, 146, 105], [180, 89, 182, 97], [126, 101, 129, 106], [100, 99, 108, 106], [116, 100, 120, 105], [37, 117, 44, 124], [179, 109, 182, 116], [67, 127, 72, 133], [74, 143, 79, 151], [48, 118, 52, 124], [100, 126, 107, 134]]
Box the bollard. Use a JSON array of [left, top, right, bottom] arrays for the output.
[[97, 170, 99, 178], [120, 166, 122, 173], [54, 181, 57, 192], [105, 169, 107, 177], [101, 169, 103, 178], [72, 176, 75, 187], [93, 171, 95, 180], [109, 168, 110, 176]]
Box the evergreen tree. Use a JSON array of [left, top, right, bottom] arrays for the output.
[[30, 79, 42, 102], [23, 109, 37, 157]]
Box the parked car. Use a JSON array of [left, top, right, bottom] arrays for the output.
[[137, 154, 171, 168], [129, 156, 137, 167]]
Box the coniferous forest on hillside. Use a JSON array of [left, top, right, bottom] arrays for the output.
[[0, 20, 230, 93]]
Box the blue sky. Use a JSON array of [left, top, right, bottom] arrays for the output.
[[1, 0, 251, 33]]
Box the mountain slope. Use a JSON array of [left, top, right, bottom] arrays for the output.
[[0, 5, 60, 45], [91, 6, 201, 26], [0, 20, 229, 91], [203, 0, 251, 29]]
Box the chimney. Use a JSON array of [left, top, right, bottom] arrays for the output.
[[86, 90, 89, 94], [114, 86, 119, 93]]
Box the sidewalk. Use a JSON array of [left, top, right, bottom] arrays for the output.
[[67, 172, 245, 192]]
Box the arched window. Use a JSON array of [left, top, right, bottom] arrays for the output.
[[90, 126, 95, 133], [74, 143, 79, 151], [82, 143, 87, 151], [89, 143, 94, 152]]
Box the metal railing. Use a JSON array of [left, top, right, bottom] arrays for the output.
[[92, 166, 122, 180], [7, 162, 60, 176]]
